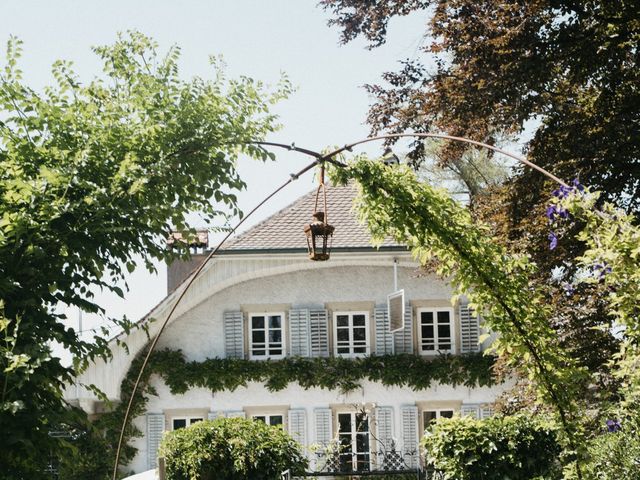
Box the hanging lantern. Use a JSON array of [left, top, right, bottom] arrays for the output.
[[304, 165, 334, 261]]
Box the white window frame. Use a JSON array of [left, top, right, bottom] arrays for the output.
[[249, 312, 286, 360], [417, 307, 455, 355], [333, 311, 370, 358], [171, 416, 203, 430], [421, 409, 454, 435], [252, 413, 285, 428], [337, 411, 371, 472]]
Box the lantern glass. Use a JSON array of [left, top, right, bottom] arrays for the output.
[[304, 211, 334, 261]]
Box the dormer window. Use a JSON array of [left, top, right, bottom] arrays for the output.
[[249, 313, 285, 360]]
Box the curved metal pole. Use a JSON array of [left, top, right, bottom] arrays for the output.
[[111, 157, 321, 479], [257, 133, 568, 187]]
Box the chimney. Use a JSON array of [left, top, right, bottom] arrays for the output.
[[166, 230, 210, 293]]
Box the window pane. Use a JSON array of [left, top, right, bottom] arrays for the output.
[[353, 315, 366, 326], [441, 410, 454, 419], [355, 454, 370, 471], [338, 413, 352, 433], [252, 349, 265, 356], [172, 419, 187, 430], [355, 413, 368, 432], [422, 324, 434, 339], [337, 328, 350, 342], [356, 433, 369, 453], [252, 331, 265, 343], [353, 346, 366, 353], [337, 315, 349, 327], [438, 324, 451, 338], [437, 311, 450, 323], [269, 315, 281, 329], [421, 311, 434, 324], [269, 348, 282, 355], [439, 342, 451, 350], [353, 327, 366, 341], [269, 415, 283, 426], [424, 411, 437, 427], [254, 416, 266, 423], [252, 316, 265, 329], [269, 329, 282, 343], [338, 347, 350, 354]]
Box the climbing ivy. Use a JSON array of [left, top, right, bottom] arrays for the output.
[[101, 348, 495, 472]]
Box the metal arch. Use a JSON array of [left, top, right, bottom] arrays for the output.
[[112, 132, 566, 479], [255, 133, 568, 187]]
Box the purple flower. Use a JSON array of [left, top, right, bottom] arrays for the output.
[[572, 178, 585, 192], [545, 205, 557, 221], [562, 282, 575, 295], [593, 262, 612, 279], [552, 185, 572, 199], [606, 419, 621, 433], [548, 232, 558, 250]]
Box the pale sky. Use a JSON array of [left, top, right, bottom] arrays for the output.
[[1, 1, 433, 341]]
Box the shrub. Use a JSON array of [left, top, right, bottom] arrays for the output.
[[583, 414, 640, 480], [159, 417, 307, 480], [422, 414, 562, 480]]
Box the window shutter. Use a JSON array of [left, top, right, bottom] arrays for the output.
[[224, 311, 244, 359], [226, 410, 246, 418], [460, 303, 480, 353], [289, 309, 311, 357], [309, 309, 330, 357], [374, 305, 393, 355], [146, 413, 165, 470], [460, 404, 480, 419], [208, 411, 222, 421], [375, 406, 394, 453], [400, 406, 419, 468], [394, 304, 414, 354], [480, 405, 494, 419], [288, 409, 307, 446], [314, 408, 332, 446]]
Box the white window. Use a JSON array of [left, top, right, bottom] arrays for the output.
[[171, 417, 203, 430], [418, 308, 455, 354], [422, 409, 453, 434], [249, 313, 285, 359], [252, 414, 284, 428], [334, 311, 369, 357], [337, 412, 370, 472]]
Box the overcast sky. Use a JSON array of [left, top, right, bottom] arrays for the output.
[[1, 1, 434, 342]]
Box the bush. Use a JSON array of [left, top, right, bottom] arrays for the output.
[[583, 414, 640, 480], [159, 417, 308, 480], [422, 414, 562, 480]]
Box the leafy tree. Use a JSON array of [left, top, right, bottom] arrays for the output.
[[320, 0, 636, 409], [0, 32, 290, 478], [159, 417, 308, 480]]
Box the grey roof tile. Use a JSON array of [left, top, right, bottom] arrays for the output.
[[223, 183, 403, 251]]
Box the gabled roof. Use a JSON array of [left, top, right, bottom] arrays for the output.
[[222, 183, 404, 252]]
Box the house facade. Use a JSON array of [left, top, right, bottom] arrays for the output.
[[72, 184, 507, 475]]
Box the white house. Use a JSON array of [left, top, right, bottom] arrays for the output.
[[72, 183, 507, 476]]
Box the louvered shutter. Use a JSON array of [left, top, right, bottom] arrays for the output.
[[146, 413, 165, 470], [460, 303, 480, 353], [314, 408, 332, 446], [208, 411, 222, 421], [394, 304, 414, 354], [289, 309, 311, 357], [400, 406, 419, 468], [288, 409, 307, 446], [309, 309, 329, 357], [226, 410, 246, 418], [224, 311, 244, 359], [375, 406, 394, 453], [374, 306, 393, 355], [460, 404, 480, 419], [480, 405, 494, 419]]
